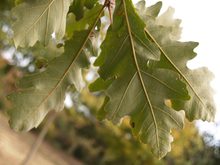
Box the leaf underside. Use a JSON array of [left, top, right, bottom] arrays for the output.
[[8, 0, 216, 159], [8, 4, 104, 132], [140, 1, 216, 121], [12, 0, 72, 47], [92, 0, 215, 158]]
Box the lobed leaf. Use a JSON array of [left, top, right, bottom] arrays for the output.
[[8, 4, 104, 131], [8, 0, 216, 159], [139, 2, 216, 121], [93, 0, 190, 158]]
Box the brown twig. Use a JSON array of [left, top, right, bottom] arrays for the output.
[[104, 0, 115, 24], [21, 112, 58, 165]]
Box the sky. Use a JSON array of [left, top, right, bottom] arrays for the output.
[[133, 0, 220, 142]]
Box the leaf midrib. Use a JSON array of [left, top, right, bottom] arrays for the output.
[[30, 6, 105, 116], [154, 106, 182, 128], [122, 0, 160, 153], [144, 28, 205, 106]]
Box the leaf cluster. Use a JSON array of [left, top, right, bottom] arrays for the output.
[[5, 0, 215, 158]]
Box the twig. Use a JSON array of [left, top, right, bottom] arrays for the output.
[[22, 112, 58, 165]]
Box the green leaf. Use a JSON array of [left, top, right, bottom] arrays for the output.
[[94, 0, 161, 77], [85, 0, 98, 9], [102, 69, 187, 158], [89, 77, 113, 92], [94, 0, 190, 158], [69, 0, 98, 20], [7, 4, 104, 131], [70, 0, 85, 20], [140, 2, 216, 121], [71, 3, 103, 32], [67, 0, 100, 37], [12, 0, 72, 47]]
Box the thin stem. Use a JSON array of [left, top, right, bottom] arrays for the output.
[[22, 112, 57, 165]]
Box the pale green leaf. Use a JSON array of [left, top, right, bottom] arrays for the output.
[[136, 1, 162, 18], [156, 7, 182, 40], [8, 4, 104, 131], [139, 2, 216, 121], [12, 0, 72, 47]]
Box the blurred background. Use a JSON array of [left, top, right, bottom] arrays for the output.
[[1, 0, 220, 164]]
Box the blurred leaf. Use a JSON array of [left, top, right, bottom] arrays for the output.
[[12, 0, 72, 47], [69, 0, 98, 20], [156, 7, 182, 40], [7, 4, 104, 131]]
